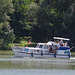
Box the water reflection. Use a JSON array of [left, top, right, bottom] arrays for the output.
[[0, 57, 75, 69], [0, 57, 75, 75], [0, 69, 75, 75]]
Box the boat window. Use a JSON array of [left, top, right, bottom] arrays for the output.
[[39, 45, 43, 48], [47, 45, 49, 49], [37, 50, 39, 52], [44, 45, 49, 49], [36, 44, 39, 48], [25, 48, 29, 52]]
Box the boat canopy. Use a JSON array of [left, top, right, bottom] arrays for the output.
[[53, 37, 70, 41]]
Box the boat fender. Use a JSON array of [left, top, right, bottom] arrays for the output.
[[68, 54, 71, 58], [41, 50, 43, 56], [54, 53, 56, 58], [31, 52, 33, 57]]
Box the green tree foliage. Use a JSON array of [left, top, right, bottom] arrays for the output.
[[64, 2, 75, 45], [0, 0, 15, 50], [0, 0, 75, 51], [10, 0, 32, 37], [10, 0, 37, 42], [10, 0, 75, 47], [30, 0, 75, 42]]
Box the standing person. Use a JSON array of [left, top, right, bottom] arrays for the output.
[[49, 45, 51, 53], [26, 37, 32, 47], [49, 44, 53, 53]]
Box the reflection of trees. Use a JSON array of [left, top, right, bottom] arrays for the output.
[[0, 58, 75, 69], [11, 59, 75, 69]]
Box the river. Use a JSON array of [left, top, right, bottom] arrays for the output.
[[0, 55, 75, 75]]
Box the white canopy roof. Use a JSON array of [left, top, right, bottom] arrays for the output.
[[53, 37, 70, 41]]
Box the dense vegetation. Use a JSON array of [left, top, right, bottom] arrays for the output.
[[0, 0, 75, 51]]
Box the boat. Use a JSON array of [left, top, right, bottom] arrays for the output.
[[12, 37, 73, 58]]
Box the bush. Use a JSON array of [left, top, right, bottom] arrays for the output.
[[25, 44, 37, 47], [0, 44, 12, 50]]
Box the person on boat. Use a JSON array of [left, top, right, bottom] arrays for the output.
[[65, 41, 68, 47], [26, 37, 32, 47], [60, 40, 63, 47], [49, 44, 53, 53]]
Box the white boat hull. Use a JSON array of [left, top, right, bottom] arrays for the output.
[[12, 48, 70, 58]]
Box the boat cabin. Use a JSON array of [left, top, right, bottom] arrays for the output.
[[35, 42, 58, 54], [34, 37, 70, 54]]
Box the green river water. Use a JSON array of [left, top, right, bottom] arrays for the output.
[[0, 51, 75, 75]]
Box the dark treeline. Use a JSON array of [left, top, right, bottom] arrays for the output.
[[0, 0, 75, 50]]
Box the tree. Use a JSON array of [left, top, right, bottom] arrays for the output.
[[9, 0, 75, 48], [0, 0, 15, 50], [64, 2, 75, 46], [10, 0, 33, 37], [28, 0, 75, 42]]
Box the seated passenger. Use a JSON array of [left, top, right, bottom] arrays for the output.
[[65, 42, 68, 47], [60, 40, 63, 46]]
